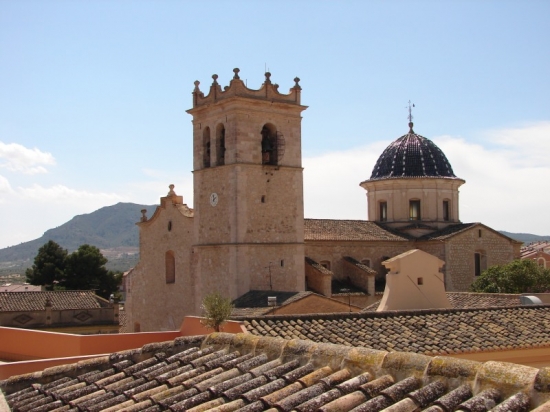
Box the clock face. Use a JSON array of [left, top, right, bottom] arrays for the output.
[[209, 192, 218, 206]]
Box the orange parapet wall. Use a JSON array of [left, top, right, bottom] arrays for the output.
[[0, 317, 246, 380]]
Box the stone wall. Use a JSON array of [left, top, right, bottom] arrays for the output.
[[443, 225, 518, 291], [125, 196, 195, 332]]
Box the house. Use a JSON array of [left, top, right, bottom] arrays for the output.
[[0, 291, 119, 334], [125, 69, 520, 332]]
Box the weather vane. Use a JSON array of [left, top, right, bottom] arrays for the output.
[[407, 100, 415, 123]]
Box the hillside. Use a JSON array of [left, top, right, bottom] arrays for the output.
[[499, 231, 550, 244], [0, 202, 157, 276]]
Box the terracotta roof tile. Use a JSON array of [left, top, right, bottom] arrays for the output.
[[3, 333, 550, 411], [243, 306, 550, 355]]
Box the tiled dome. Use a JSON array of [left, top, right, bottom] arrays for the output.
[[370, 122, 456, 179]]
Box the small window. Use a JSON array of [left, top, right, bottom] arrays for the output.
[[216, 124, 226, 166], [167, 221, 172, 232], [261, 124, 278, 165], [165, 251, 175, 284], [203, 127, 211, 168], [478, 229, 482, 238], [361, 259, 371, 268], [134, 322, 141, 332], [280, 260, 284, 267], [417, 277, 423, 285], [474, 251, 487, 276], [320, 260, 331, 270], [443, 200, 450, 221], [537, 258, 546, 268], [409, 200, 421, 220], [379, 201, 387, 222], [261, 195, 266, 203]]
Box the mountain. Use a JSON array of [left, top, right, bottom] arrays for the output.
[[499, 231, 550, 244], [0, 202, 157, 275]]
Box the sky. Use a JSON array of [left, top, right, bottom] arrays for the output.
[[0, 0, 549, 249]]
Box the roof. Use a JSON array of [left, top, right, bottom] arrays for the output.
[[416, 223, 478, 240], [304, 219, 410, 241], [231, 291, 313, 317], [242, 305, 550, 356], [0, 284, 42, 293], [368, 123, 459, 180], [362, 292, 522, 312], [0, 291, 108, 312], [3, 332, 550, 412]]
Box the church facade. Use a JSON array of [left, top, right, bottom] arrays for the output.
[[125, 69, 521, 332]]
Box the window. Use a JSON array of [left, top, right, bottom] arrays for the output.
[[165, 251, 175, 284], [203, 127, 211, 168], [443, 200, 450, 221], [379, 201, 387, 222], [361, 259, 371, 268], [261, 123, 278, 165], [167, 221, 172, 232], [478, 229, 482, 238], [261, 195, 266, 203], [409, 200, 421, 220], [538, 258, 546, 268], [320, 260, 331, 270], [134, 322, 141, 332], [417, 277, 423, 285], [216, 124, 226, 166], [474, 251, 487, 276]]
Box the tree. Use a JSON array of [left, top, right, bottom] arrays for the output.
[[471, 259, 550, 294], [25, 240, 67, 290], [201, 292, 234, 332], [62, 244, 121, 299]]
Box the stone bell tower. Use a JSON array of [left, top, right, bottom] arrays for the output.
[[187, 68, 307, 308]]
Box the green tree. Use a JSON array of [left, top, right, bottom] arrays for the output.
[[25, 240, 67, 290], [201, 292, 234, 332], [471, 259, 550, 294], [62, 244, 121, 299]]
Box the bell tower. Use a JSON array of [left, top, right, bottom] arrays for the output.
[[187, 69, 307, 309]]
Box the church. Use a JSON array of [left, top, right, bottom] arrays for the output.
[[124, 69, 521, 332]]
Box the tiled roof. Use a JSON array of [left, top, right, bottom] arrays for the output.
[[3, 332, 550, 412], [0, 284, 42, 293], [305, 257, 333, 275], [305, 219, 410, 241], [362, 293, 522, 312], [416, 223, 478, 240], [0, 291, 106, 312], [368, 126, 458, 179], [242, 306, 550, 356]]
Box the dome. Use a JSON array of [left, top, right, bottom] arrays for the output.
[[369, 122, 457, 180]]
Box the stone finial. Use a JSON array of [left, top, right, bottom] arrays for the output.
[[168, 184, 176, 196], [194, 80, 200, 92], [409, 122, 415, 133], [294, 77, 301, 89], [140, 209, 148, 222], [264, 72, 272, 84], [233, 68, 240, 79], [212, 74, 218, 85]]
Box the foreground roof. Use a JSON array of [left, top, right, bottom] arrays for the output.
[[2, 332, 550, 412], [0, 291, 108, 312], [242, 306, 550, 356], [304, 219, 409, 242]]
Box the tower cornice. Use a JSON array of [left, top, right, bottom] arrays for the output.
[[191, 68, 302, 108]]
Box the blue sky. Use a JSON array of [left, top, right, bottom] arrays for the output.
[[1, 0, 549, 249]]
